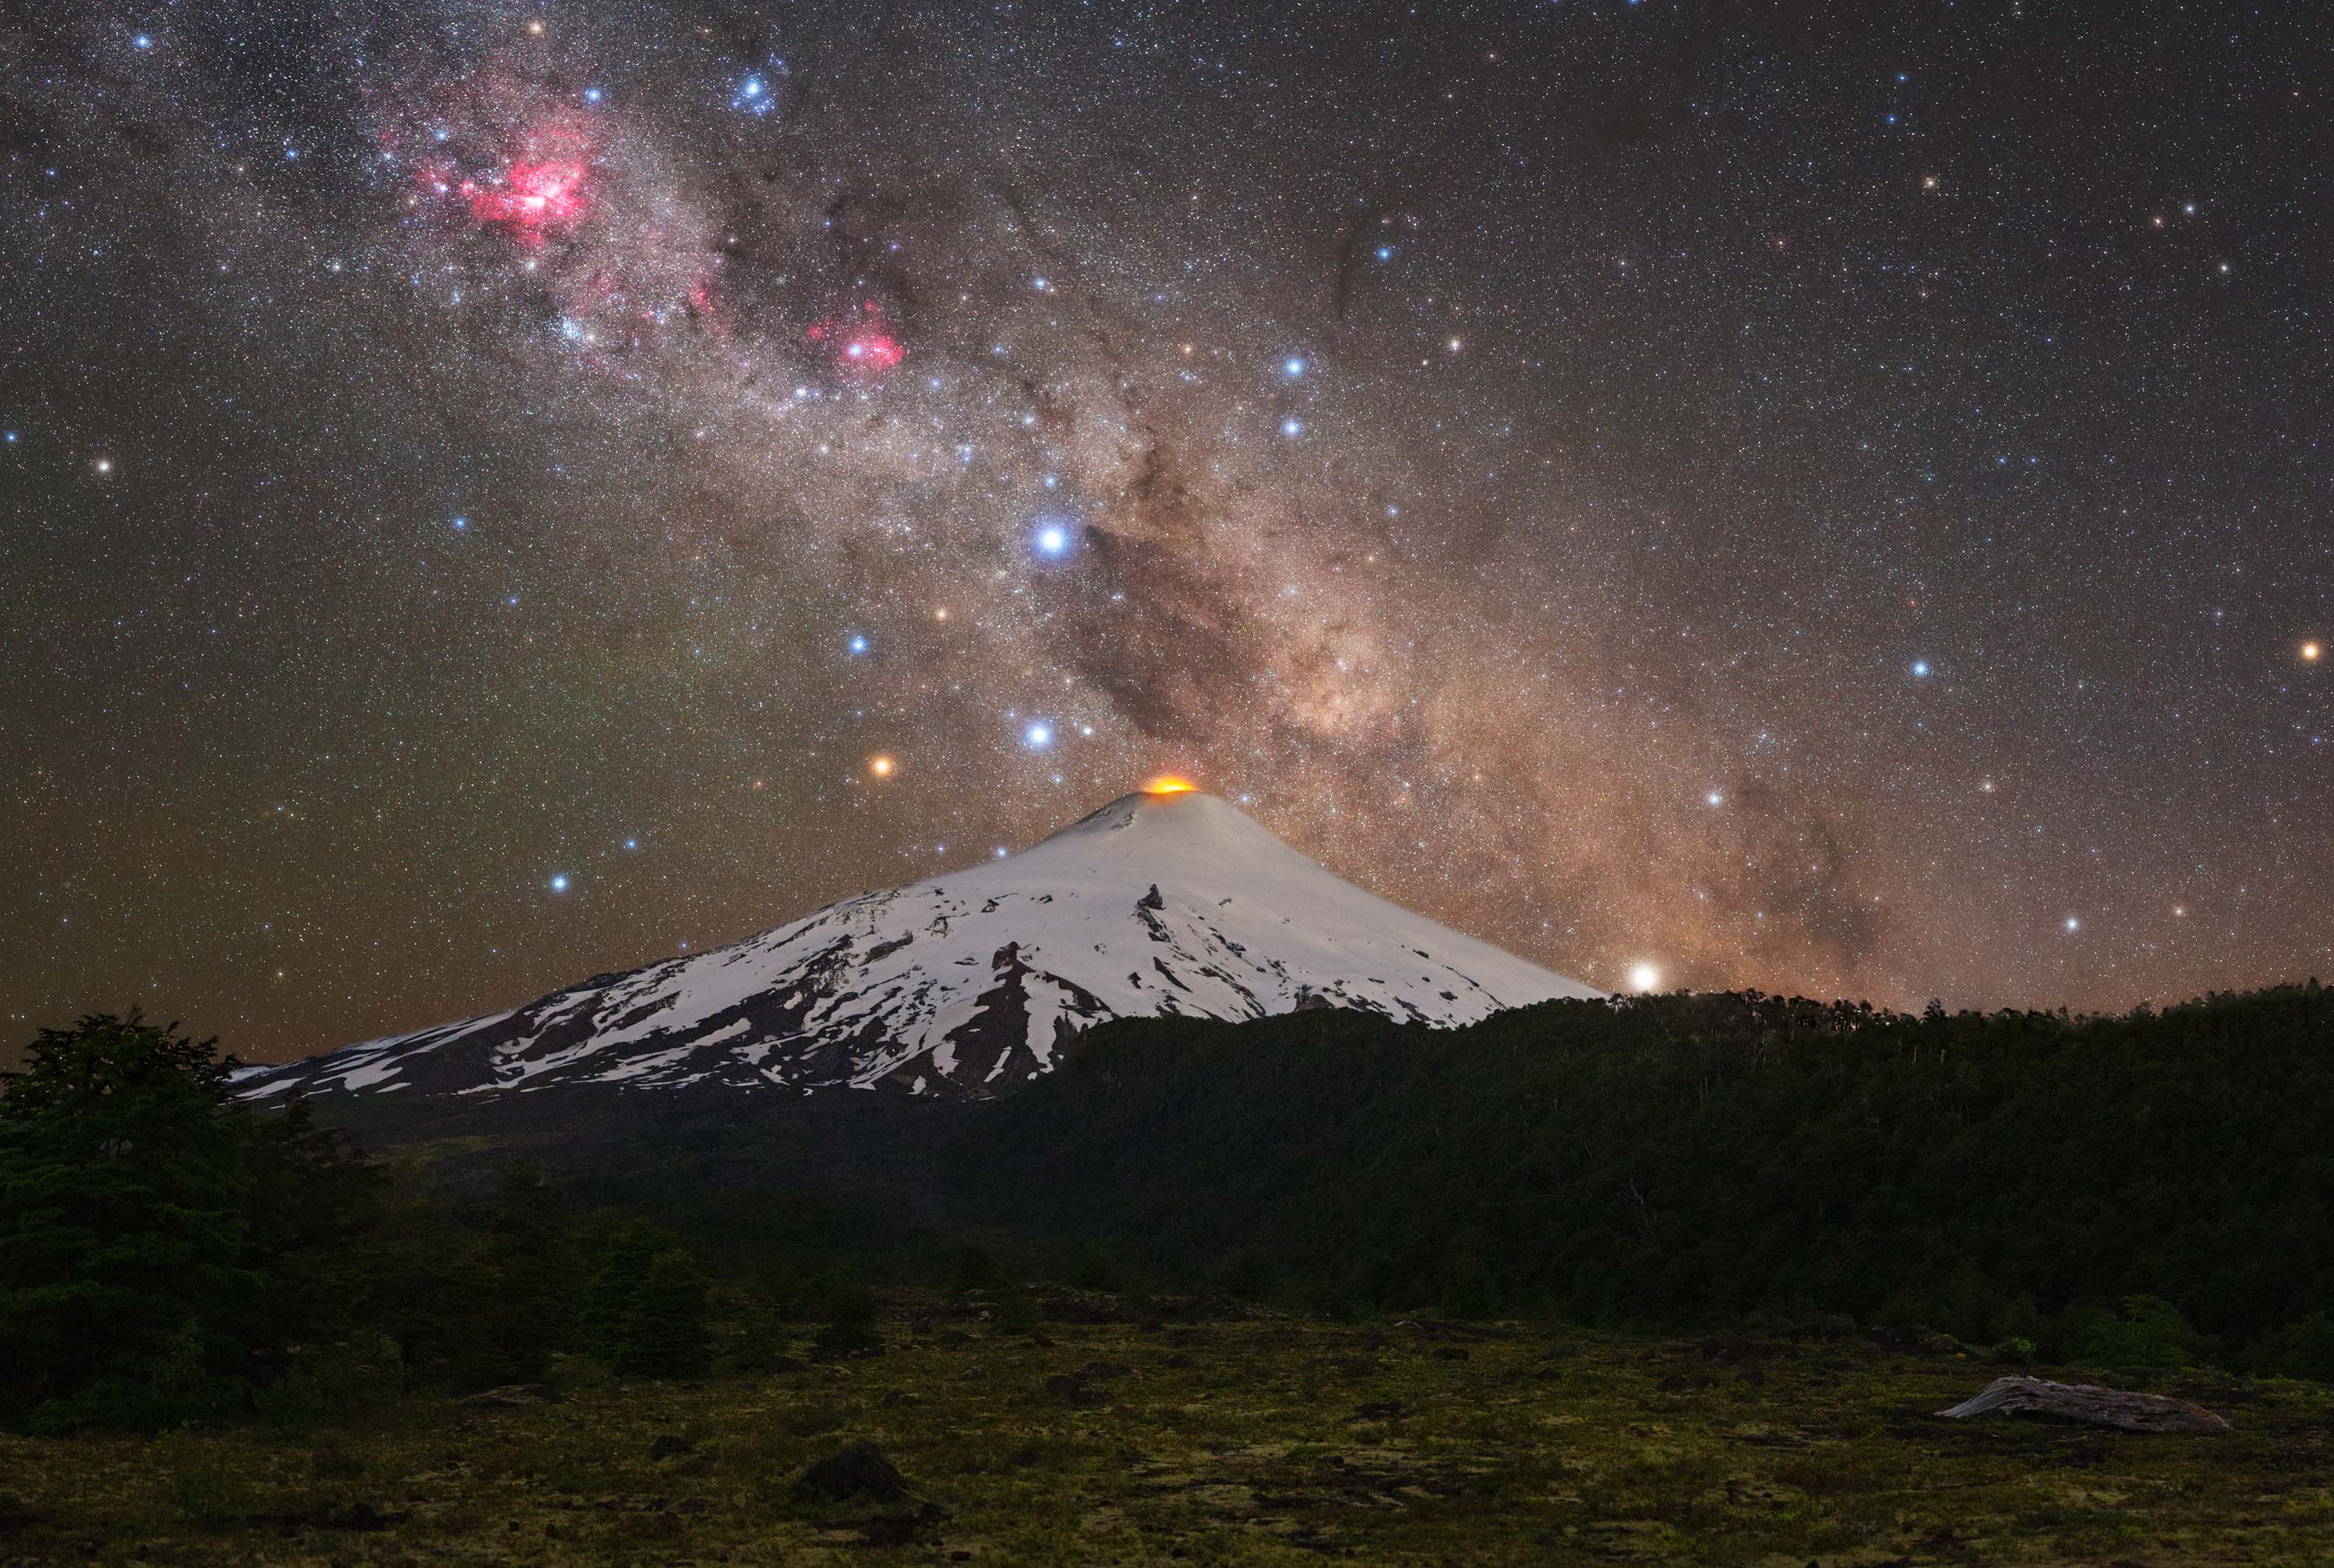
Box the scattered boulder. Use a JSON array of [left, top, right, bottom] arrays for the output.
[[252, 1500, 407, 1531], [1936, 1376, 2231, 1434], [1698, 1332, 1762, 1366], [846, 1510, 942, 1547], [794, 1442, 913, 1503], [1046, 1373, 1104, 1407]]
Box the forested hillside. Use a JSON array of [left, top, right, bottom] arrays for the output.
[[954, 984, 2334, 1365], [9, 986, 2333, 1436]]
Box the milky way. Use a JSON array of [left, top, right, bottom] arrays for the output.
[[4, 2, 2329, 1059]]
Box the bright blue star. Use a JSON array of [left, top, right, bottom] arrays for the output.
[[451, 516, 467, 531], [1032, 276, 1050, 291], [549, 874, 570, 893], [1911, 660, 1930, 677], [133, 33, 152, 50], [1376, 246, 1393, 261], [846, 632, 871, 655], [1284, 356, 1305, 376], [1032, 520, 1073, 558], [623, 838, 639, 850], [584, 87, 604, 103], [1023, 721, 1053, 750], [1281, 417, 1304, 438]]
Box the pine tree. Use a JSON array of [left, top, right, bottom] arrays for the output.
[[479, 1164, 580, 1380], [629, 1250, 713, 1378], [0, 1011, 371, 1430], [582, 1219, 712, 1378]]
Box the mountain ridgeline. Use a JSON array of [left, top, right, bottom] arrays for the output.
[[951, 984, 2334, 1360], [230, 789, 1598, 1102]]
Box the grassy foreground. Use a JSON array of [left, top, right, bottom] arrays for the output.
[[3, 1304, 2329, 1566]]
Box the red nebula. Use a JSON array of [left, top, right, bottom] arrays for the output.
[[839, 327, 904, 369], [821, 300, 903, 373], [466, 158, 588, 240]]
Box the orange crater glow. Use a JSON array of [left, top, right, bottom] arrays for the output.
[[1144, 775, 1198, 795]]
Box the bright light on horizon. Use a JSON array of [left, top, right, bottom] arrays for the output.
[[1144, 775, 1198, 795], [1627, 962, 1660, 992]]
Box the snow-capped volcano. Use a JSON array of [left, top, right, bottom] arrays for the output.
[[233, 789, 1600, 1101]]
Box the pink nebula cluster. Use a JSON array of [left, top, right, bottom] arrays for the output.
[[464, 156, 589, 240]]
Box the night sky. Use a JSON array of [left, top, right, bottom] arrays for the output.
[[5, 2, 2328, 1062]]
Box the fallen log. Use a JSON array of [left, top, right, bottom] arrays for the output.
[[1936, 1375, 2230, 1433]]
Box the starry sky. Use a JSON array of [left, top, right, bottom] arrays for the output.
[[4, 1, 2329, 1062]]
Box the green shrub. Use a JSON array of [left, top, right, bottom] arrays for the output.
[[2069, 1296, 2197, 1370], [582, 1219, 713, 1378], [990, 1283, 1041, 1335], [811, 1279, 881, 1358], [2252, 1313, 2334, 1382], [1071, 1247, 1121, 1292], [252, 1332, 403, 1430], [158, 1433, 261, 1525], [950, 1245, 996, 1297]]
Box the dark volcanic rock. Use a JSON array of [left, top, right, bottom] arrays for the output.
[[794, 1442, 913, 1503], [1046, 1373, 1104, 1406]]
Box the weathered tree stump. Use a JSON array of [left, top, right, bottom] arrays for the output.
[[1936, 1375, 2230, 1433]]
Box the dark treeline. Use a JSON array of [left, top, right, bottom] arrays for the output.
[[0, 1015, 747, 1431], [5, 985, 2333, 1431], [954, 984, 2334, 1372]]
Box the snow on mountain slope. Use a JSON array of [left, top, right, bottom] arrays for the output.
[[231, 789, 1602, 1101]]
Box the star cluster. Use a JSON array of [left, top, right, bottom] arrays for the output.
[[2, 1, 2328, 1057]]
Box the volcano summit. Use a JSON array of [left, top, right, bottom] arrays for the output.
[[233, 790, 1599, 1101]]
